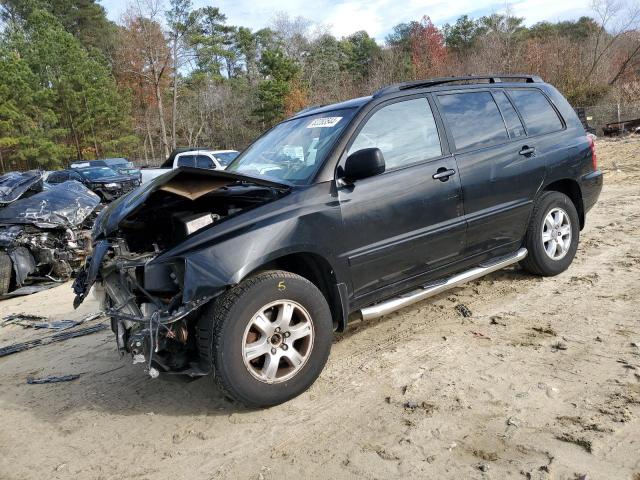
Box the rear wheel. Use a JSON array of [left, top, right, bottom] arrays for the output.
[[197, 270, 333, 408], [520, 191, 580, 276], [0, 251, 13, 296]]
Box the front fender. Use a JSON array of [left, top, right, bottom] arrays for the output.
[[146, 182, 347, 303]]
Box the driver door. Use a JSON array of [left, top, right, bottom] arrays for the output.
[[337, 95, 466, 304]]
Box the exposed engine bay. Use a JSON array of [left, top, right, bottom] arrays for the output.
[[73, 168, 290, 376], [0, 179, 99, 296]]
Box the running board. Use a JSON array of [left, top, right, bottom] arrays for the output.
[[359, 248, 528, 321]]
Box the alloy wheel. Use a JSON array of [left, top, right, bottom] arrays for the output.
[[241, 300, 314, 384]]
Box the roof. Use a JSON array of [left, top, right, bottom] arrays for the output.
[[291, 74, 544, 119]]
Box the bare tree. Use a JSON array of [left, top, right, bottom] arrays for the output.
[[588, 0, 640, 82], [122, 0, 172, 158], [166, 0, 198, 150]]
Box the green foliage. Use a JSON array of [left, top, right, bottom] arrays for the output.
[[527, 17, 600, 40], [0, 46, 69, 169], [255, 48, 299, 124], [386, 21, 421, 52], [0, 5, 133, 169], [339, 31, 381, 79], [1, 0, 118, 55], [443, 15, 485, 52]]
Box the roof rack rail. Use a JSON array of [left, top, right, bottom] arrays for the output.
[[373, 74, 543, 98]]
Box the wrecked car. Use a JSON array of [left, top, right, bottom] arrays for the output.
[[47, 166, 141, 202], [0, 181, 99, 296], [73, 74, 603, 408]]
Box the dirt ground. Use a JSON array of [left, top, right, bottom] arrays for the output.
[[1, 137, 639, 480]]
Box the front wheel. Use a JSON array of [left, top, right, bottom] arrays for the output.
[[520, 191, 580, 276], [197, 270, 333, 408]]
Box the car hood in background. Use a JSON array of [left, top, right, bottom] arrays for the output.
[[0, 171, 44, 205], [0, 180, 100, 228]]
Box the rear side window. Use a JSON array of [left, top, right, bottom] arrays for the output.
[[507, 89, 563, 136], [195, 155, 214, 169], [176, 155, 196, 167], [438, 92, 509, 150], [493, 91, 526, 139], [348, 97, 442, 170]]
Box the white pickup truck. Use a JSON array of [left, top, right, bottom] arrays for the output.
[[140, 149, 240, 184]]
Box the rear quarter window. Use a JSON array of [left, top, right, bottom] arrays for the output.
[[176, 155, 196, 167], [437, 92, 509, 151], [507, 89, 563, 136]]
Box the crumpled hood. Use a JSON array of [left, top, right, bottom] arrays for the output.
[[92, 167, 290, 239], [0, 171, 43, 205], [0, 180, 100, 228]]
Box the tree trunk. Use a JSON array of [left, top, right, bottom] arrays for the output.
[[145, 112, 156, 164], [171, 39, 178, 150], [154, 78, 170, 159]]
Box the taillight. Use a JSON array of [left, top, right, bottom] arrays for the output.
[[588, 136, 597, 171]]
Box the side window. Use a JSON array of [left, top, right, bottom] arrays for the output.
[[176, 155, 196, 168], [69, 171, 83, 181], [493, 91, 526, 139], [348, 97, 442, 170], [195, 155, 214, 169], [507, 89, 563, 136], [437, 92, 509, 150]]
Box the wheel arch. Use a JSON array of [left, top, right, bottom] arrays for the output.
[[542, 178, 584, 229], [244, 252, 349, 332]]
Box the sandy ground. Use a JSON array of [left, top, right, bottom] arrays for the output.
[[1, 137, 639, 480]]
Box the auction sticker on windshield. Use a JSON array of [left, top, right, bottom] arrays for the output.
[[307, 117, 342, 128]]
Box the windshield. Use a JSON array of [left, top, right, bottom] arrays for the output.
[[227, 108, 357, 184], [214, 151, 239, 166], [79, 167, 119, 180]]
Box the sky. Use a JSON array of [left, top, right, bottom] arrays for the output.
[[101, 0, 592, 41]]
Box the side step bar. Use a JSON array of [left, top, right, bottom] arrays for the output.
[[359, 248, 528, 321]]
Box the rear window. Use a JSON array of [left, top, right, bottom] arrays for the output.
[[438, 92, 509, 150], [507, 89, 563, 136]]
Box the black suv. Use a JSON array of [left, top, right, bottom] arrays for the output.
[[73, 75, 603, 407]]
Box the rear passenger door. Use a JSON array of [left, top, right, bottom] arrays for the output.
[[435, 88, 552, 257], [338, 95, 465, 303]]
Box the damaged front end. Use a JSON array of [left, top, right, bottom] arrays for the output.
[[0, 180, 99, 295], [73, 167, 290, 377]]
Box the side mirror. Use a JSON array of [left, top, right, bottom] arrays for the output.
[[342, 148, 385, 182]]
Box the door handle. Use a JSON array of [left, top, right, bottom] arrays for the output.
[[432, 168, 456, 181], [519, 146, 536, 156]]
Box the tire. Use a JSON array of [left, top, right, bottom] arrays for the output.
[[520, 191, 580, 276], [0, 251, 13, 296], [197, 270, 333, 408]]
